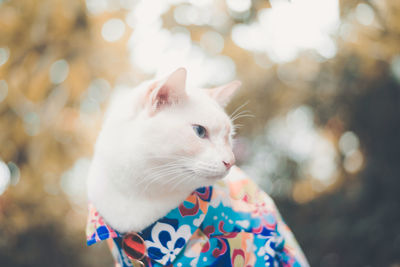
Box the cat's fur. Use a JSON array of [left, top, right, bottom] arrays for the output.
[[87, 68, 241, 233]]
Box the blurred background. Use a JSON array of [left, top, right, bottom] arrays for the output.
[[0, 0, 399, 266]]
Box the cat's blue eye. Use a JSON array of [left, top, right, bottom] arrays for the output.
[[193, 125, 207, 138]]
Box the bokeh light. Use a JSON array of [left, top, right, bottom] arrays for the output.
[[232, 0, 340, 62], [49, 59, 69, 84], [87, 78, 111, 103], [7, 161, 20, 186], [200, 31, 225, 55], [0, 80, 8, 102], [343, 149, 364, 174], [60, 158, 91, 206], [339, 131, 360, 156], [23, 112, 40, 136], [0, 160, 10, 195], [226, 0, 252, 13], [355, 3, 375, 26], [101, 18, 126, 42], [391, 55, 400, 83], [0, 47, 9, 67]]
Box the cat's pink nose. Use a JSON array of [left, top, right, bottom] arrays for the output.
[[223, 160, 234, 170]]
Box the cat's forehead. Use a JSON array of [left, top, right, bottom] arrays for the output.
[[185, 89, 232, 130]]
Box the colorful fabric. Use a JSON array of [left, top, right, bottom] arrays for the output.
[[86, 167, 309, 267]]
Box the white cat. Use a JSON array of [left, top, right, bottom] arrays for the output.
[[87, 68, 240, 233]]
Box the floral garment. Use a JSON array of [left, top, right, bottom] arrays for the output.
[[86, 167, 309, 267]]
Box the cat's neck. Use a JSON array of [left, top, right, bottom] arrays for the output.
[[87, 160, 196, 233]]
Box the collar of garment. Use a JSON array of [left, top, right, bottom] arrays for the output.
[[86, 186, 213, 266]]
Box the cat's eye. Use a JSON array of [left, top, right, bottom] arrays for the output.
[[193, 125, 207, 138]]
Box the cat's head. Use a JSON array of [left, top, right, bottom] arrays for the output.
[[93, 68, 241, 194]]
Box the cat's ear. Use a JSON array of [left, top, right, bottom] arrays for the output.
[[207, 80, 241, 107], [147, 68, 187, 115]]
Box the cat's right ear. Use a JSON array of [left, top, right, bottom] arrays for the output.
[[146, 68, 187, 116], [207, 80, 241, 108]]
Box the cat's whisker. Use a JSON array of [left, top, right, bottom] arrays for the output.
[[139, 164, 182, 181], [232, 123, 244, 130], [141, 166, 184, 183], [231, 111, 254, 122], [161, 174, 184, 187], [165, 170, 194, 191], [143, 170, 184, 193], [137, 153, 194, 160], [196, 161, 218, 169], [142, 158, 203, 191], [138, 165, 186, 186], [137, 156, 198, 188], [231, 108, 251, 116], [170, 171, 196, 191], [181, 173, 203, 191], [232, 110, 253, 117], [144, 156, 196, 165], [142, 161, 186, 173], [138, 156, 186, 164], [229, 101, 249, 120], [140, 169, 181, 186], [150, 169, 192, 193], [144, 161, 191, 180], [143, 157, 193, 171], [231, 115, 254, 124]]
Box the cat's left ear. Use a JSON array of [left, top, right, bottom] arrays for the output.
[[147, 68, 187, 115], [207, 80, 241, 107]]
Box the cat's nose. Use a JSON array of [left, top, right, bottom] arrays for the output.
[[223, 159, 235, 170]]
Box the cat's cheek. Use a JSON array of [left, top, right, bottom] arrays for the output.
[[180, 139, 203, 156]]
